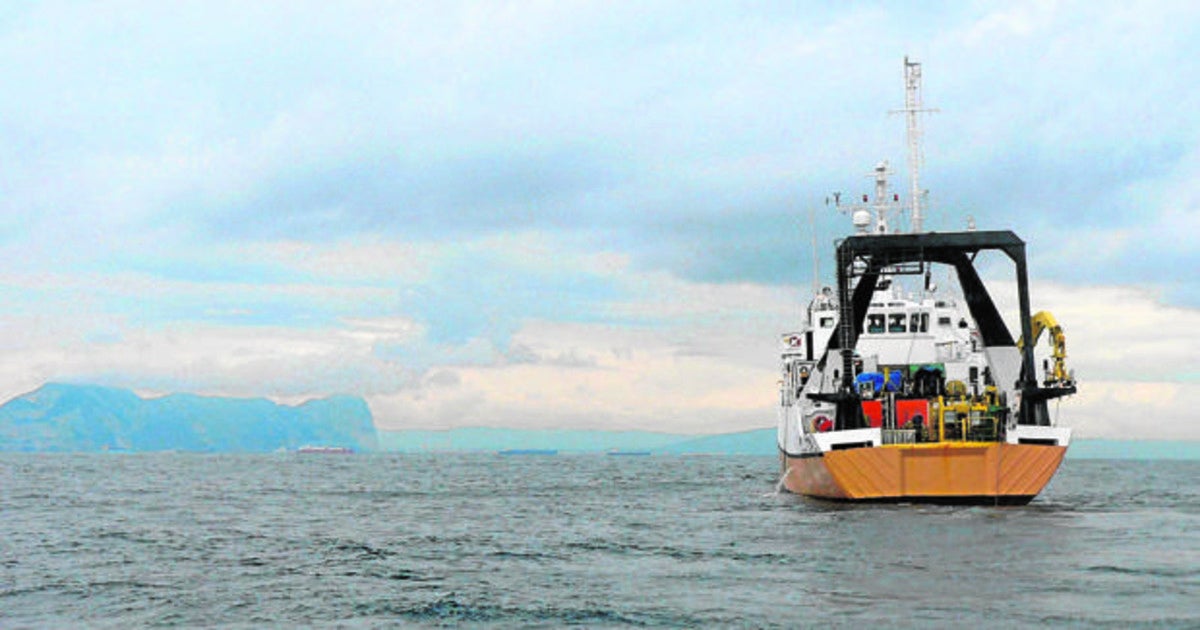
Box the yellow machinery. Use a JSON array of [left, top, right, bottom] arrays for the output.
[[1017, 310, 1072, 387], [934, 393, 996, 443]]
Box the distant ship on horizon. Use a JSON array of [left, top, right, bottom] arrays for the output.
[[498, 448, 558, 456], [297, 445, 354, 454], [606, 449, 651, 456]]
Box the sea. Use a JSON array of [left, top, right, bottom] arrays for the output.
[[1, 454, 1197, 628]]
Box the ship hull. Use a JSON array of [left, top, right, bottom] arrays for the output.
[[779, 442, 1067, 505]]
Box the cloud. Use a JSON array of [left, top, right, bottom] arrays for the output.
[[1026, 282, 1200, 385], [369, 319, 782, 434], [0, 2, 1193, 442], [964, 277, 1200, 438], [0, 229, 637, 400], [958, 1, 1062, 44], [1065, 381, 1199, 441], [0, 217, 1193, 440], [369, 276, 796, 433], [368, 276, 1200, 439], [3, 2, 1196, 297], [195, 143, 630, 241]]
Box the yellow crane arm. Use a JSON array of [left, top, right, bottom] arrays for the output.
[[1017, 310, 1071, 385]]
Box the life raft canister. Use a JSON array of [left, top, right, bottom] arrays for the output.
[[811, 415, 833, 432]]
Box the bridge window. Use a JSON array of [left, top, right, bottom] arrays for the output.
[[910, 312, 929, 333], [938, 316, 951, 327], [867, 314, 885, 334], [888, 314, 907, 333], [820, 317, 835, 328]]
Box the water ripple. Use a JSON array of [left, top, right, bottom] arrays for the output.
[[0, 454, 1196, 628]]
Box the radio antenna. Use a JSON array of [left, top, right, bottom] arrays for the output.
[[891, 56, 937, 233]]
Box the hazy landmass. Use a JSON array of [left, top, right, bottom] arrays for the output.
[[0, 383, 378, 453]]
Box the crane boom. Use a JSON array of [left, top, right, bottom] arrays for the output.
[[1017, 310, 1072, 386]]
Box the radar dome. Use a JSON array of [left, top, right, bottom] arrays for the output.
[[852, 209, 871, 230]]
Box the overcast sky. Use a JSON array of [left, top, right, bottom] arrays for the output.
[[0, 1, 1196, 439]]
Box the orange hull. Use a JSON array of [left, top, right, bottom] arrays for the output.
[[780, 442, 1067, 505]]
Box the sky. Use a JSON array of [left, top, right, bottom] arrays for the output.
[[0, 1, 1196, 439]]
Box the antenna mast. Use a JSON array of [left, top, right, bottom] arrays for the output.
[[809, 206, 819, 294], [896, 56, 936, 233]]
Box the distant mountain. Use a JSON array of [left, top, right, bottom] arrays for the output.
[[379, 426, 691, 453], [378, 426, 778, 455], [0, 383, 378, 453], [658, 428, 776, 455]]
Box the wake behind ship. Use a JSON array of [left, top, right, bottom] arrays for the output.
[[776, 59, 1076, 505]]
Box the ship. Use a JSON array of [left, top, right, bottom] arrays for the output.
[[776, 58, 1076, 505], [297, 445, 354, 454]]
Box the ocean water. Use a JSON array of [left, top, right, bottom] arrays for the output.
[[1, 454, 1196, 628]]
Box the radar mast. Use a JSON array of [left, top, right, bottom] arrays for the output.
[[893, 56, 936, 233]]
